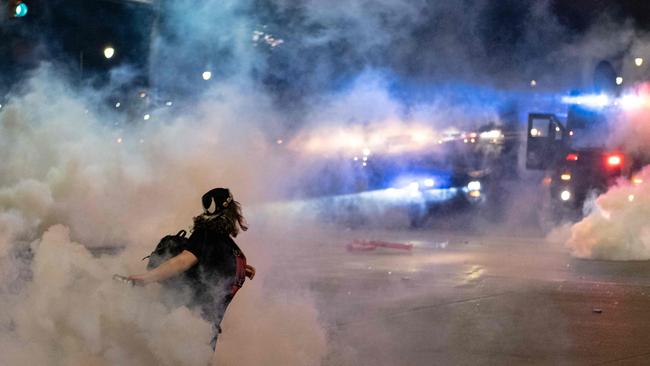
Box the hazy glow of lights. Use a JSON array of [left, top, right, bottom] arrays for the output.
[[202, 71, 212, 81], [424, 179, 435, 188], [555, 126, 560, 132], [411, 131, 430, 143], [560, 190, 571, 201], [569, 131, 574, 136], [362, 156, 368, 161], [619, 94, 646, 110], [616, 76, 624, 85], [635, 57, 644, 67], [467, 181, 481, 191], [632, 177, 643, 185], [408, 182, 420, 191], [560, 173, 571, 181], [530, 128, 539, 137], [470, 138, 476, 143], [115, 102, 121, 108], [276, 139, 283, 145], [116, 137, 123, 144], [103, 46, 115, 59], [479, 130, 502, 140], [530, 80, 537, 87], [143, 114, 151, 120], [628, 194, 635, 202], [353, 156, 358, 161], [139, 92, 147, 98], [362, 162, 367, 167], [139, 138, 145, 144], [297, 123, 441, 155], [0, 104, 3, 109], [165, 101, 173, 106], [469, 190, 481, 198]]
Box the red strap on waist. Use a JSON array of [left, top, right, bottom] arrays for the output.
[[231, 250, 247, 296]]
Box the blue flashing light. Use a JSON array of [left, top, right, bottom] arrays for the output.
[[561, 94, 610, 109], [392, 173, 452, 190], [14, 2, 28, 17]]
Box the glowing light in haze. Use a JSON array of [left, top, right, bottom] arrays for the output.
[[616, 76, 623, 85], [202, 71, 212, 81], [635, 58, 644, 67], [103, 46, 115, 59]]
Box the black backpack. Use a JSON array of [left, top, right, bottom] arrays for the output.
[[143, 230, 189, 270]]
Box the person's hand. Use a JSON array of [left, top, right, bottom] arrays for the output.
[[126, 274, 148, 286], [245, 264, 256, 280], [113, 274, 136, 286]]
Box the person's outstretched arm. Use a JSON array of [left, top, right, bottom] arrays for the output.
[[128, 250, 198, 285]]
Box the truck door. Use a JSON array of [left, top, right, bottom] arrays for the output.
[[526, 113, 566, 170]]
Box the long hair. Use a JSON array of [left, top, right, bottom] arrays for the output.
[[192, 200, 248, 237]]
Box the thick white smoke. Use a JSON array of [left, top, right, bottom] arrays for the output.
[[566, 81, 650, 260], [0, 68, 326, 365], [566, 167, 650, 260]]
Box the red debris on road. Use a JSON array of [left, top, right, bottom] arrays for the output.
[[346, 239, 414, 252]]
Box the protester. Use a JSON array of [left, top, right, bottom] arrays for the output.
[[127, 188, 255, 350]]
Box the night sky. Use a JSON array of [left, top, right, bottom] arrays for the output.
[[2, 0, 650, 98]]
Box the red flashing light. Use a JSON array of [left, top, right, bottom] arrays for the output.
[[566, 153, 579, 161], [606, 154, 623, 167]]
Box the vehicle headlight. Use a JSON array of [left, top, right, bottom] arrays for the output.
[[467, 181, 481, 191], [560, 190, 571, 201]]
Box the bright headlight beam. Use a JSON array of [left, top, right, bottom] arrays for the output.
[[560, 190, 571, 201], [467, 181, 481, 191]]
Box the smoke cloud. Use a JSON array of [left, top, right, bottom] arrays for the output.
[[4, 0, 650, 364], [566, 84, 650, 260]]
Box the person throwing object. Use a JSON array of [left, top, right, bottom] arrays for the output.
[[127, 188, 256, 350]]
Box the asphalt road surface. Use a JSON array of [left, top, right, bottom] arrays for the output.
[[288, 227, 650, 366]]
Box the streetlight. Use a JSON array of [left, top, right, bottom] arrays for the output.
[[103, 46, 115, 59], [635, 57, 644, 67], [202, 71, 212, 81], [616, 76, 623, 85]]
